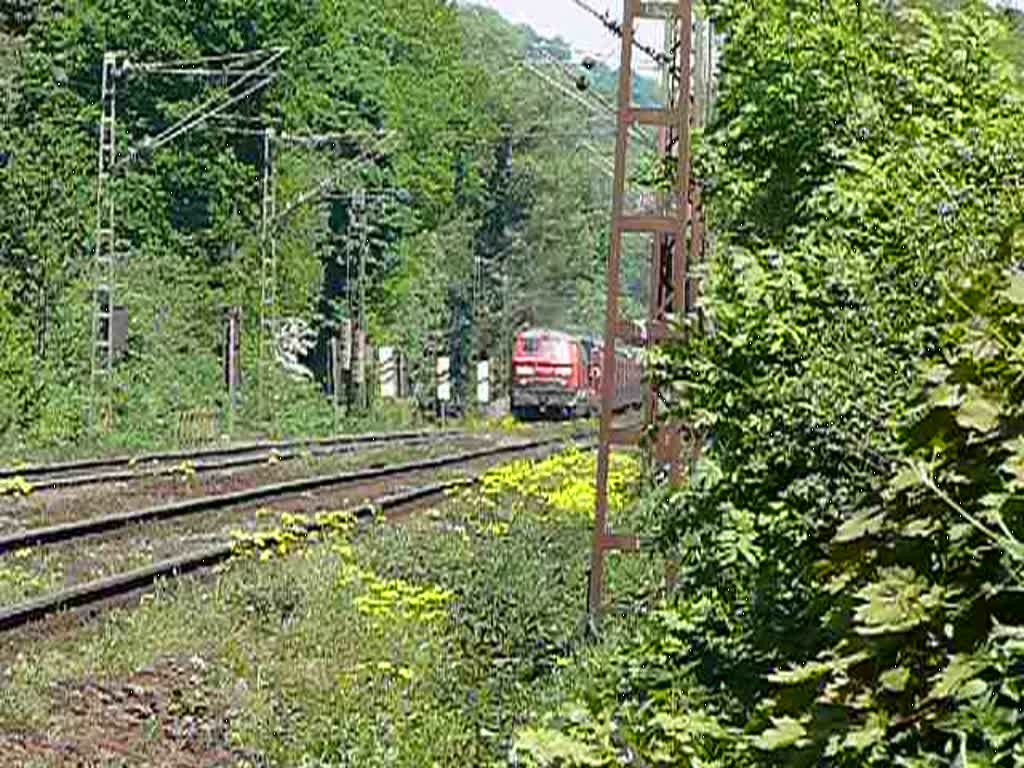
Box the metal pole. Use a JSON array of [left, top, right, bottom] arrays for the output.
[[330, 333, 340, 431], [502, 270, 510, 401], [340, 319, 353, 415], [258, 127, 277, 422], [589, 0, 693, 626], [359, 236, 367, 409], [91, 52, 120, 429], [588, 0, 638, 622], [226, 307, 241, 403], [85, 51, 283, 431], [224, 305, 242, 434], [358, 230, 366, 338], [351, 189, 369, 410]]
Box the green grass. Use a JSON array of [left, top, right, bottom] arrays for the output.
[[0, 447, 654, 766], [0, 549, 63, 607]]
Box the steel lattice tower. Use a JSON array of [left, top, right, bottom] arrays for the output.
[[90, 52, 122, 427], [588, 0, 711, 624], [88, 48, 285, 428]]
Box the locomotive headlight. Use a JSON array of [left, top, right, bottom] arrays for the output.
[[515, 365, 535, 377]]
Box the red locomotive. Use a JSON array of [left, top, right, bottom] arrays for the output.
[[510, 328, 642, 420]]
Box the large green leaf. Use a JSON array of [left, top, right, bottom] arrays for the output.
[[753, 717, 809, 751], [879, 666, 911, 693], [955, 386, 1001, 433], [854, 568, 944, 636], [1001, 437, 1024, 484], [999, 272, 1024, 305], [833, 509, 887, 543], [514, 727, 606, 766], [842, 713, 888, 751], [928, 655, 990, 701], [929, 382, 963, 409], [768, 660, 833, 685]]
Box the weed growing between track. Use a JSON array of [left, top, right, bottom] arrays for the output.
[[0, 549, 63, 606], [0, 447, 652, 766]]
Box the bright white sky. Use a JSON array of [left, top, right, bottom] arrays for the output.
[[464, 0, 1024, 66], [460, 0, 664, 71]]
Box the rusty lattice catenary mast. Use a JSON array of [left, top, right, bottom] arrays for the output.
[[588, 0, 710, 624]]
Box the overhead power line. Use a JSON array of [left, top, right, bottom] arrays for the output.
[[129, 49, 285, 71], [463, 13, 656, 150], [519, 55, 656, 149], [124, 49, 287, 82], [273, 130, 400, 226], [528, 45, 619, 116], [120, 47, 287, 162], [564, 0, 675, 68]]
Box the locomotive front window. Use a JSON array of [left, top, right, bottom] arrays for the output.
[[545, 340, 572, 363], [519, 334, 571, 363]]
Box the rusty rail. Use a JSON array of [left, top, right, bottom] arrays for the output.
[[17, 434, 449, 494], [0, 436, 580, 554], [0, 428, 463, 482], [0, 436, 594, 632]]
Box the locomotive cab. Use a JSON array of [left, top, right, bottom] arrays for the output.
[[510, 329, 590, 419]]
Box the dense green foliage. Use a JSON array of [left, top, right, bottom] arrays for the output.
[[776, 266, 1024, 765], [515, 1, 1024, 765], [0, 1, 632, 453]]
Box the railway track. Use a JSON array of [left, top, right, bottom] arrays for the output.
[[0, 480, 468, 632], [0, 435, 588, 633], [0, 429, 463, 493], [0, 430, 464, 495]]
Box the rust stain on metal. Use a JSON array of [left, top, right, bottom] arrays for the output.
[[589, 0, 707, 623]]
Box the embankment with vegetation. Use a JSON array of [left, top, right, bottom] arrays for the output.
[[0, 447, 647, 765]]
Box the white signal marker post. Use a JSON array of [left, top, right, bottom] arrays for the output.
[[436, 356, 451, 428], [379, 346, 397, 399], [477, 360, 490, 408], [340, 320, 353, 372], [338, 319, 353, 413], [224, 306, 242, 415]]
